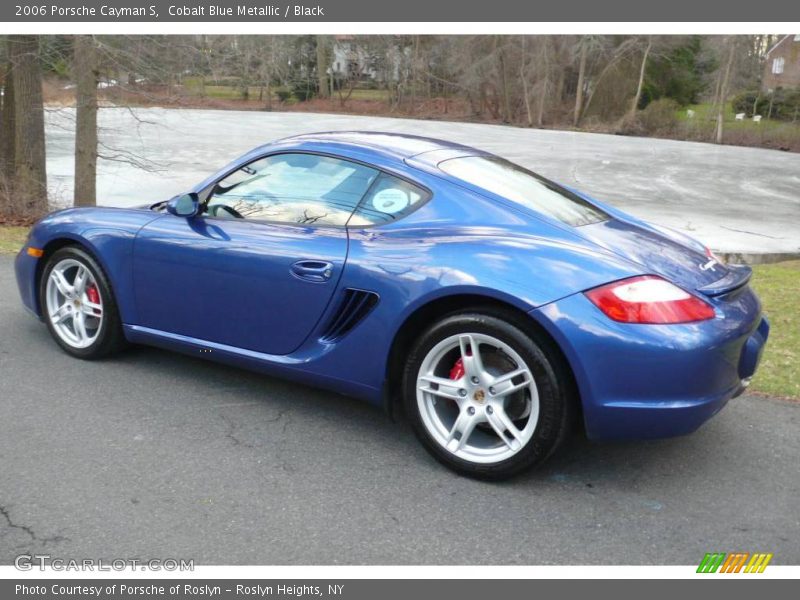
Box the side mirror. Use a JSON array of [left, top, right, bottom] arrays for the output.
[[166, 193, 200, 218]]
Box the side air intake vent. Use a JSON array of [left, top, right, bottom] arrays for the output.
[[320, 289, 379, 343]]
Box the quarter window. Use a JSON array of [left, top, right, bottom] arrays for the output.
[[207, 153, 379, 226], [348, 173, 429, 226]]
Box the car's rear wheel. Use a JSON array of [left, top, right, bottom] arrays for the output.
[[403, 310, 572, 480], [40, 246, 126, 359]]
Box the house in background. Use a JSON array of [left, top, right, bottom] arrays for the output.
[[331, 36, 373, 79], [330, 35, 405, 83], [763, 35, 800, 92]]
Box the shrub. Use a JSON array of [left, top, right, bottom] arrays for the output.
[[732, 88, 800, 121], [638, 98, 681, 134], [290, 81, 316, 102], [732, 90, 759, 116], [274, 87, 292, 103]]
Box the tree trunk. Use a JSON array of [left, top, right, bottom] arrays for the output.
[[715, 39, 736, 145], [626, 36, 652, 123], [520, 37, 533, 127], [497, 38, 511, 123], [536, 38, 550, 127], [315, 35, 329, 99], [573, 38, 587, 127], [0, 55, 15, 212], [265, 80, 272, 111], [74, 35, 98, 207], [1, 55, 16, 182], [555, 67, 565, 105], [9, 35, 47, 217], [411, 35, 420, 114]]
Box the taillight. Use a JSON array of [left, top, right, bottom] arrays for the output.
[[585, 276, 715, 324]]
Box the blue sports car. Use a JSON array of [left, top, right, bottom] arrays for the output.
[[15, 132, 769, 479]]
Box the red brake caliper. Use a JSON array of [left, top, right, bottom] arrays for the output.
[[449, 344, 473, 381], [449, 357, 465, 381], [85, 285, 100, 314]]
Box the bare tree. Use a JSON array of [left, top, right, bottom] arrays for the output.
[[335, 66, 359, 108], [495, 37, 512, 123], [1, 47, 15, 183], [74, 35, 98, 207], [520, 37, 533, 126], [0, 48, 14, 212], [710, 36, 738, 144], [580, 37, 637, 122], [573, 36, 588, 127], [256, 36, 285, 110], [625, 35, 653, 124], [536, 37, 552, 127], [316, 35, 330, 99], [9, 35, 47, 217]]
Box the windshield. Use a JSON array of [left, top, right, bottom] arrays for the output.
[[439, 156, 609, 227]]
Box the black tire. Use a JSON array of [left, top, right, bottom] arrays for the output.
[[39, 245, 127, 360], [403, 309, 574, 480]]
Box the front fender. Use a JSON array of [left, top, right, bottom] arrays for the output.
[[17, 207, 159, 322]]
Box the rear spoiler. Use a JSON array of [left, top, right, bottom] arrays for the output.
[[696, 264, 752, 297]]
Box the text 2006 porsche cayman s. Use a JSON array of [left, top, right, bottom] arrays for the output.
[[15, 132, 769, 479]]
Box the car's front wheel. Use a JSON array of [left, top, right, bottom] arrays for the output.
[[403, 310, 573, 480], [40, 246, 126, 359]]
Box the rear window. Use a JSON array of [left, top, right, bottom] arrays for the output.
[[439, 156, 608, 227]]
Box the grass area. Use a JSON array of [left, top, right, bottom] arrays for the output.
[[181, 77, 390, 104], [0, 225, 796, 397], [182, 78, 286, 101], [679, 101, 794, 129], [676, 102, 800, 149], [345, 88, 390, 102], [749, 260, 800, 399], [0, 226, 27, 254]]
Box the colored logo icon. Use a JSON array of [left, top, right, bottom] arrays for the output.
[[697, 552, 773, 573]]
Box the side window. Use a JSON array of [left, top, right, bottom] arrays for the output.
[[207, 153, 379, 226], [348, 173, 429, 226]]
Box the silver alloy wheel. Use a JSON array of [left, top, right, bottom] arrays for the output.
[[45, 258, 104, 349], [416, 333, 540, 464]]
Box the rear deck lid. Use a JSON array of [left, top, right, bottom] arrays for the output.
[[577, 218, 740, 293]]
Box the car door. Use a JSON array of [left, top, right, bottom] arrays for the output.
[[132, 152, 380, 356]]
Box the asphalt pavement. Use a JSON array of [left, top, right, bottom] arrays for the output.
[[1, 256, 798, 565]]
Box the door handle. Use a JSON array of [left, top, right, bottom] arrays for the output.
[[291, 260, 334, 283]]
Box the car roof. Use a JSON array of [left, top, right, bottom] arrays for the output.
[[273, 131, 482, 162]]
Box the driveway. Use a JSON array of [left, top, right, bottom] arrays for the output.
[[44, 108, 800, 255], [1, 256, 798, 565]]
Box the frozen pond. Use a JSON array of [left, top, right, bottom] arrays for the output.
[[44, 107, 800, 254]]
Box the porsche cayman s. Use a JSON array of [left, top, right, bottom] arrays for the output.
[[15, 132, 769, 479]]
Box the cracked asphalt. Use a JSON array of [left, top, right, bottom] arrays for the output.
[[1, 255, 799, 565]]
